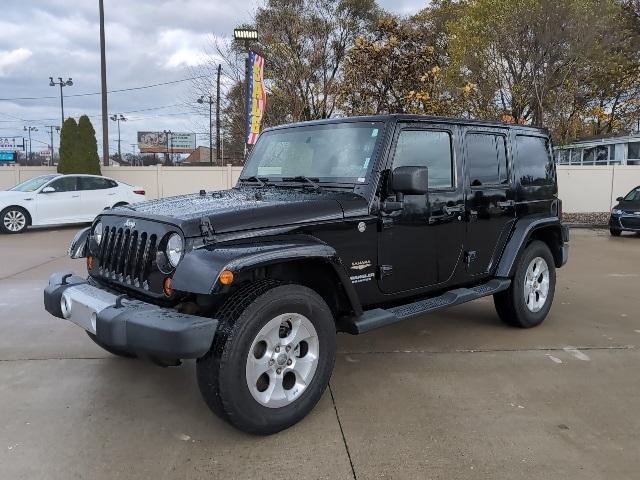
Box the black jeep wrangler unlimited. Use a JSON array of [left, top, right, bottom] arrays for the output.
[[44, 115, 569, 434]]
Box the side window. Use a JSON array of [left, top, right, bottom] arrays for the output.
[[392, 130, 453, 189], [78, 177, 112, 190], [466, 133, 509, 187], [516, 135, 554, 186], [47, 176, 76, 192]]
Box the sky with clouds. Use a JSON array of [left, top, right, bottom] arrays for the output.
[[0, 0, 428, 157]]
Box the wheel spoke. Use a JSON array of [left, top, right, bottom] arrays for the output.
[[285, 317, 315, 349]]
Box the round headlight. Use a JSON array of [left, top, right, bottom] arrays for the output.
[[166, 233, 183, 267], [612, 209, 623, 215], [94, 221, 103, 245]]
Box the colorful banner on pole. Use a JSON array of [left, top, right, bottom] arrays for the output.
[[246, 51, 267, 145]]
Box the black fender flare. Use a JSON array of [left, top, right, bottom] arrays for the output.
[[495, 216, 567, 277], [172, 235, 362, 316]]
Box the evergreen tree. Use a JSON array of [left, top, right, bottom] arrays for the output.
[[57, 117, 80, 174], [77, 115, 101, 175]]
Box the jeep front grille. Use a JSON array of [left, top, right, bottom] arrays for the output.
[[97, 226, 158, 289]]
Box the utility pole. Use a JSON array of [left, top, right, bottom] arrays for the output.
[[216, 64, 222, 163], [99, 0, 109, 166], [197, 94, 214, 165], [163, 130, 172, 166], [109, 114, 126, 160], [130, 143, 138, 165], [49, 77, 73, 127], [23, 126, 37, 163], [45, 125, 60, 166]]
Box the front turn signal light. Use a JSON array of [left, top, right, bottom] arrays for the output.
[[86, 256, 95, 270], [163, 277, 174, 297], [219, 270, 234, 285]]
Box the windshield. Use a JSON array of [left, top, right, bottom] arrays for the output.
[[241, 122, 384, 184], [623, 187, 640, 202], [9, 174, 59, 192]]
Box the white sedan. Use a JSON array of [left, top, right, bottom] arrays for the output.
[[1, 174, 146, 234]]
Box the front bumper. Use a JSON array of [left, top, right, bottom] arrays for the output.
[[609, 214, 640, 232], [44, 272, 217, 359]]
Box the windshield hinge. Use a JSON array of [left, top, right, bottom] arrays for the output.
[[199, 218, 216, 244]]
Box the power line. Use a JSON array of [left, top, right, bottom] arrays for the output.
[[0, 76, 208, 102]]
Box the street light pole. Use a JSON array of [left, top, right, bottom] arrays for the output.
[[233, 28, 258, 158], [49, 77, 73, 126], [109, 114, 127, 160], [163, 130, 172, 166], [23, 126, 37, 163]]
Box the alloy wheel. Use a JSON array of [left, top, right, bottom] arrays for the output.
[[524, 256, 550, 313], [3, 210, 26, 232], [245, 312, 319, 408]]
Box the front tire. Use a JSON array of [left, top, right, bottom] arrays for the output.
[[197, 282, 336, 435], [1, 206, 29, 234], [494, 240, 556, 328], [610, 228, 622, 237]]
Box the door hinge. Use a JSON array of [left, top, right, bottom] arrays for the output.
[[380, 216, 394, 230], [464, 251, 477, 265], [378, 265, 393, 279]]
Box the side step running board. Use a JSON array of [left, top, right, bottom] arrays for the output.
[[345, 278, 511, 334]]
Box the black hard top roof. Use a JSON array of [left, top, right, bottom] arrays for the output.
[[265, 114, 548, 135]]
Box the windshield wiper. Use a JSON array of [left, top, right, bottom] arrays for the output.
[[238, 176, 269, 187], [282, 176, 321, 191]]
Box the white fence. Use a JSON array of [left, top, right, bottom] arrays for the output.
[[0, 165, 243, 200], [1, 165, 639, 213]]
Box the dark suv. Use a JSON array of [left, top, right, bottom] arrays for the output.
[[609, 186, 640, 236], [44, 115, 569, 434]]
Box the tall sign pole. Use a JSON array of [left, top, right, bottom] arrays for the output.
[[99, 0, 109, 166]]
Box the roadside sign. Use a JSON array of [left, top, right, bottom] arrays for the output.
[[0, 137, 23, 150], [0, 151, 17, 162]]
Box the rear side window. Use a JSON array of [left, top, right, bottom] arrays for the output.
[[516, 135, 554, 186], [78, 177, 115, 190], [393, 130, 453, 189], [466, 133, 508, 186]]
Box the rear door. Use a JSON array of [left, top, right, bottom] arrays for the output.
[[35, 176, 79, 224], [463, 128, 516, 276]]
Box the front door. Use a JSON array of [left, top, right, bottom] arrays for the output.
[[463, 129, 516, 276], [378, 124, 465, 294], [35, 176, 80, 224]]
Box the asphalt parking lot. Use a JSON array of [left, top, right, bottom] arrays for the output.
[[1, 227, 639, 479]]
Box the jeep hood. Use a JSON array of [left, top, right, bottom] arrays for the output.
[[112, 187, 368, 237]]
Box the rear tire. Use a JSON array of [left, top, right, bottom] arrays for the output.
[[1, 206, 29, 234], [494, 240, 556, 328], [86, 332, 137, 358], [197, 282, 336, 435], [610, 228, 622, 237]]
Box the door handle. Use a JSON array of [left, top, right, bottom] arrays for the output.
[[497, 200, 515, 208], [107, 192, 116, 196], [72, 195, 80, 198]]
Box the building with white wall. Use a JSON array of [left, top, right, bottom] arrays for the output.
[[555, 134, 640, 166]]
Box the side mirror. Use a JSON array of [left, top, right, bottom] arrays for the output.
[[41, 186, 56, 193], [392, 166, 429, 195], [616, 196, 623, 202]]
